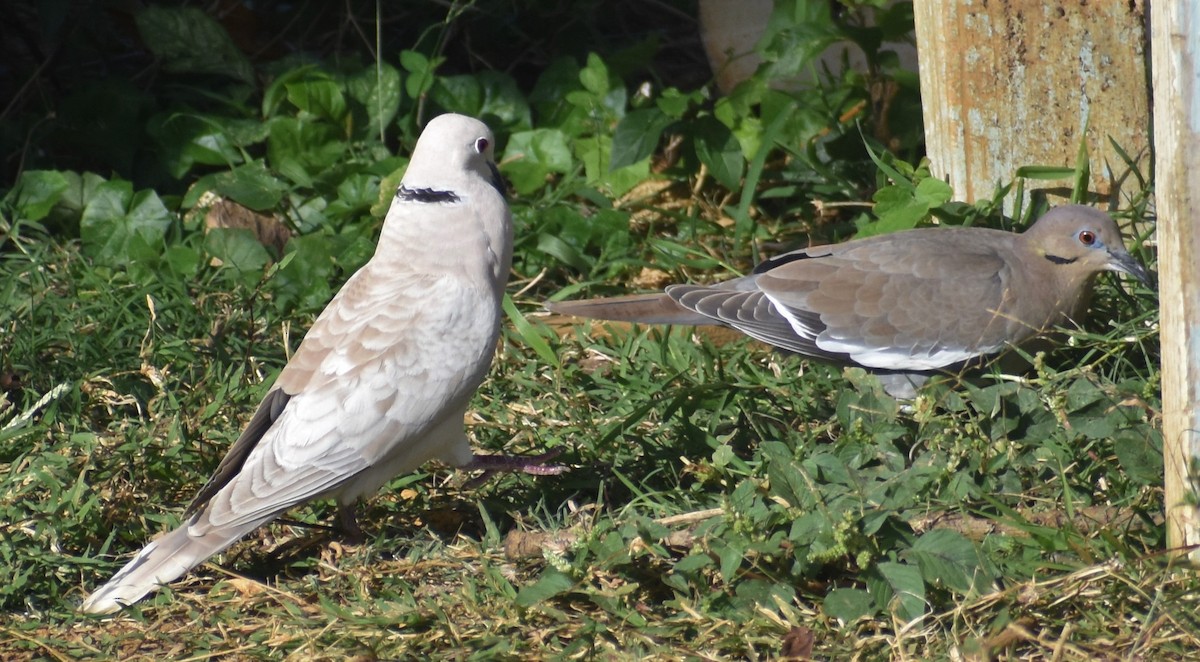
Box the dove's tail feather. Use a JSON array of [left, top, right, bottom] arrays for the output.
[[80, 517, 251, 615], [545, 293, 714, 326]]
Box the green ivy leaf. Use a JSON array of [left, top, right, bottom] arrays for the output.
[[9, 170, 70, 222], [164, 244, 201, 279], [80, 181, 172, 264], [205, 227, 271, 282], [212, 161, 289, 211]]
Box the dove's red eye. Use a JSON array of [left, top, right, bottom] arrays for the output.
[[475, 137, 489, 153], [1077, 230, 1096, 246]]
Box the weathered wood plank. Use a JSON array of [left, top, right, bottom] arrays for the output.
[[914, 1, 1150, 210], [1151, 0, 1200, 559]]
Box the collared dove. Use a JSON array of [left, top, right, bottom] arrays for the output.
[[81, 113, 563, 615], [547, 205, 1152, 398]]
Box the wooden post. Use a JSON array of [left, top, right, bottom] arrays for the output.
[[1151, 1, 1200, 560], [913, 2, 1150, 211]]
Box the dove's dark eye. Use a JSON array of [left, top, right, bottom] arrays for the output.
[[1077, 230, 1096, 246], [474, 137, 489, 153]]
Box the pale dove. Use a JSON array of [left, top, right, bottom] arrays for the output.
[[547, 205, 1151, 398], [81, 113, 562, 615]]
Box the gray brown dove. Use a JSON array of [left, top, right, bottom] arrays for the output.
[[81, 113, 563, 615], [547, 205, 1151, 398]]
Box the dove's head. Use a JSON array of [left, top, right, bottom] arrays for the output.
[[1022, 205, 1153, 287], [402, 113, 504, 197]]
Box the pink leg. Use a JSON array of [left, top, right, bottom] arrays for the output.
[[460, 449, 568, 488]]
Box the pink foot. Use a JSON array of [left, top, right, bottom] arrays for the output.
[[460, 449, 568, 488]]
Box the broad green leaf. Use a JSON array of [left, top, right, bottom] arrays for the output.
[[862, 175, 952, 237], [134, 6, 253, 82], [717, 541, 744, 582], [914, 176, 953, 206], [80, 181, 172, 264], [271, 232, 335, 311], [656, 87, 700, 119], [756, 0, 840, 79], [500, 129, 573, 195], [731, 105, 788, 241], [824, 588, 876, 623], [693, 116, 744, 190], [9, 170, 69, 222], [347, 62, 402, 140], [574, 135, 649, 198], [325, 173, 380, 221], [672, 553, 713, 574], [164, 244, 201, 279], [610, 108, 672, 170], [904, 529, 987, 594], [147, 113, 243, 178], [286, 78, 348, 123], [400, 50, 443, 99], [579, 52, 610, 96], [431, 71, 531, 129], [1114, 429, 1163, 486], [515, 568, 575, 607], [476, 71, 532, 128], [51, 171, 108, 229], [433, 75, 483, 116], [266, 116, 347, 176], [205, 227, 271, 280], [762, 441, 806, 508], [870, 561, 927, 623], [212, 161, 289, 211], [262, 64, 319, 118]]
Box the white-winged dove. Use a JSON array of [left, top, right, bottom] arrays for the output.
[[546, 205, 1151, 398], [81, 114, 563, 615]]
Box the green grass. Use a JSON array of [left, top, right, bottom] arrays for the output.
[[0, 202, 1190, 659]]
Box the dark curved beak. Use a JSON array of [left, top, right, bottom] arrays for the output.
[[1107, 249, 1154, 288]]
